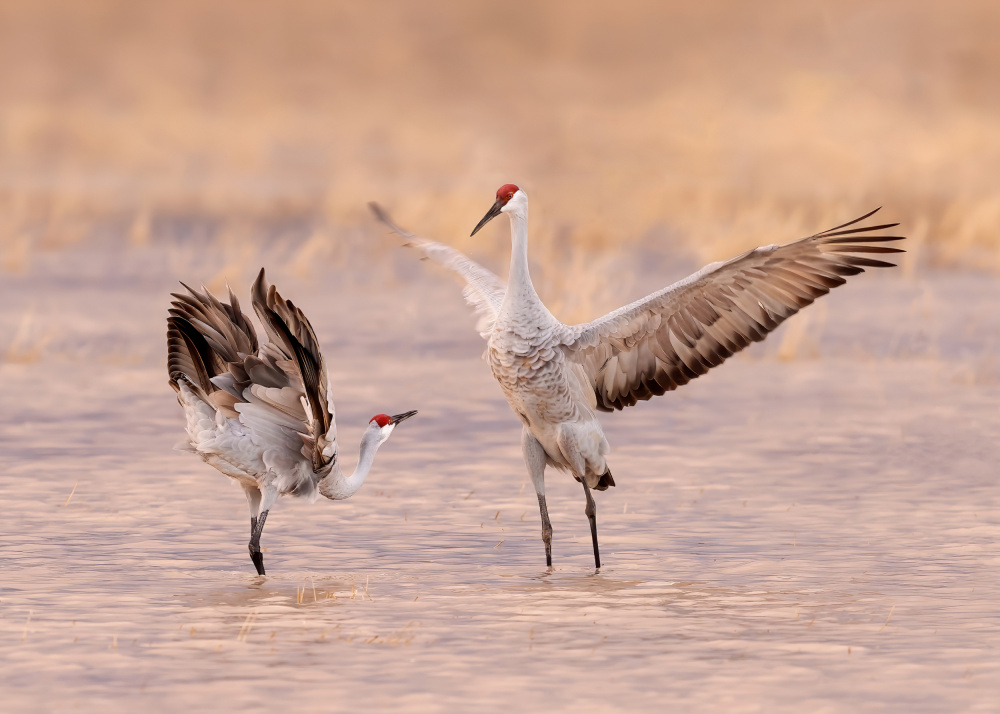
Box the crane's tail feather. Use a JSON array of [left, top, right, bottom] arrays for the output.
[[594, 468, 615, 491]]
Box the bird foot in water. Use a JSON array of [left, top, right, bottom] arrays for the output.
[[248, 544, 266, 575]]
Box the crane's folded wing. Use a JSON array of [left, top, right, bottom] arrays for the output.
[[559, 208, 905, 412], [370, 202, 506, 339]]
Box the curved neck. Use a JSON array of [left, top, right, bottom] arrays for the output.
[[502, 201, 541, 312], [318, 429, 380, 501]]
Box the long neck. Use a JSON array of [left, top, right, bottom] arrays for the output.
[[318, 429, 380, 501], [501, 202, 542, 313]]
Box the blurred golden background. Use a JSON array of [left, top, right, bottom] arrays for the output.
[[1, 0, 997, 286]]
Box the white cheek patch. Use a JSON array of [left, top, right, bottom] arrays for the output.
[[380, 423, 396, 443]]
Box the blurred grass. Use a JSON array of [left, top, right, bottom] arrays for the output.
[[1, 0, 998, 294]]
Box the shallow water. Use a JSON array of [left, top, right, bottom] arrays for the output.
[[1, 243, 998, 712]]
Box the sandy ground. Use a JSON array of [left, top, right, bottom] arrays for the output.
[[0, 234, 997, 713]]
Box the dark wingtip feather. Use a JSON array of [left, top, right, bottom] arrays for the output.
[[369, 202, 414, 239], [814, 207, 882, 236], [839, 255, 899, 269], [825, 245, 906, 254], [823, 235, 906, 244], [178, 281, 202, 297], [820, 222, 901, 238], [368, 202, 389, 224]]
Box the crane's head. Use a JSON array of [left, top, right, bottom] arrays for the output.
[[471, 183, 524, 236], [368, 410, 418, 445]]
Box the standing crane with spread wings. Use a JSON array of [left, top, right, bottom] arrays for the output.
[[167, 268, 416, 574], [372, 187, 903, 569]]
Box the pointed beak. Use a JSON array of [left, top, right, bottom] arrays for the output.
[[389, 410, 418, 425], [471, 199, 504, 237]]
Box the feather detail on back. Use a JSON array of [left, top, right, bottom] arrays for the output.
[[561, 208, 905, 411], [369, 202, 505, 338]]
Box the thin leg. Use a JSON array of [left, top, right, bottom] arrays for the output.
[[522, 428, 552, 568], [242, 484, 264, 574], [246, 482, 278, 576], [537, 493, 553, 567], [582, 482, 600, 569], [248, 516, 259, 570], [248, 510, 269, 575]]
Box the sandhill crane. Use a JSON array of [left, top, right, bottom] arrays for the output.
[[167, 268, 416, 575], [371, 187, 903, 569]]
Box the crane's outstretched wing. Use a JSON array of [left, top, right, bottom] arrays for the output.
[[167, 270, 337, 475], [561, 209, 905, 411], [370, 202, 506, 338]]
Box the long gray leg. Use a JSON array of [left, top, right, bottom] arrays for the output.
[[247, 482, 278, 576], [583, 482, 600, 569], [248, 515, 259, 570], [249, 510, 269, 575], [537, 493, 553, 568], [241, 485, 264, 574], [522, 428, 553, 568]]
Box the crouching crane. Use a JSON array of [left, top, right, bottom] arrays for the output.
[[371, 187, 903, 569], [167, 268, 416, 574]]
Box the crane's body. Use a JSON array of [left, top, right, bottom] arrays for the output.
[[372, 185, 904, 569], [167, 268, 415, 574], [488, 319, 611, 486]]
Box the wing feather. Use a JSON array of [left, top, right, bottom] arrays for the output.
[[249, 268, 336, 474], [562, 209, 905, 411], [167, 271, 337, 476], [167, 283, 259, 417], [370, 202, 505, 338]]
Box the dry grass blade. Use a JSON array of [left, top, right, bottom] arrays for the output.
[[21, 610, 32, 642], [63, 482, 79, 507], [237, 610, 258, 642], [879, 605, 896, 632]]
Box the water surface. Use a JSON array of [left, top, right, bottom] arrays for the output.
[[1, 244, 998, 712]]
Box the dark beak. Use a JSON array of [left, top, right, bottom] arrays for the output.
[[471, 199, 504, 237], [390, 410, 418, 425]]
